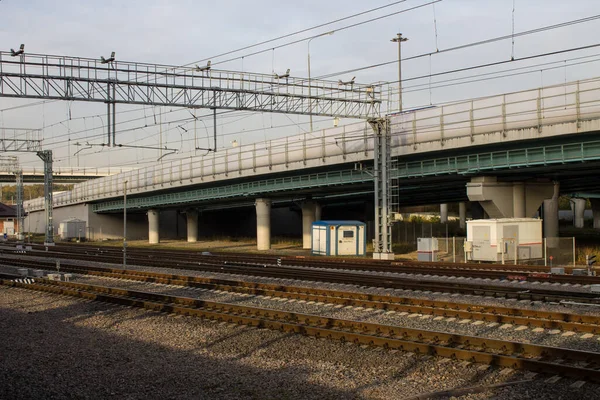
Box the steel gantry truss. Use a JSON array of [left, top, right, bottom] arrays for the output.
[[0, 51, 381, 121], [0, 127, 42, 152], [0, 128, 53, 244], [37, 150, 53, 245]]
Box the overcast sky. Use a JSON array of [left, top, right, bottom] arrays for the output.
[[1, 0, 600, 170]]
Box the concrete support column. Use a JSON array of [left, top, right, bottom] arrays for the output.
[[440, 203, 448, 224], [315, 203, 322, 222], [148, 209, 160, 244], [591, 199, 600, 229], [301, 201, 316, 249], [512, 183, 526, 218], [572, 198, 586, 228], [186, 209, 199, 242], [255, 199, 271, 250], [543, 183, 560, 247], [459, 202, 466, 229]]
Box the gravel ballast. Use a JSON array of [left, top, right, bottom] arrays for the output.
[[2, 286, 600, 400], [60, 274, 600, 354]]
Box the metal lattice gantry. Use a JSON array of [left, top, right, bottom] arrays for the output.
[[0, 127, 42, 152], [0, 51, 381, 119], [0, 128, 53, 244], [369, 117, 393, 258], [37, 150, 53, 245]]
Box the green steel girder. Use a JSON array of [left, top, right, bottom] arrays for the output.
[[92, 169, 373, 213], [397, 140, 600, 178], [92, 139, 600, 213]]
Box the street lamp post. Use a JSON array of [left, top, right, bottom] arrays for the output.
[[308, 31, 334, 131], [391, 33, 408, 113]]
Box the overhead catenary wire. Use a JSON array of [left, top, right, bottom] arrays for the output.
[[4, 11, 597, 121], [8, 8, 600, 172], [198, 1, 441, 69], [31, 87, 600, 171], [35, 38, 600, 152], [21, 44, 600, 165], [21, 37, 600, 160], [185, 0, 412, 67], [3, 10, 598, 123], [315, 14, 600, 81], [335, 42, 600, 88], [403, 54, 600, 94]]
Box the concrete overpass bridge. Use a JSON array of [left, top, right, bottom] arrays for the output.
[[24, 77, 600, 248], [0, 166, 133, 183]]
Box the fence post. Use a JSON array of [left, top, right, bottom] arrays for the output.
[[573, 237, 576, 267], [544, 238, 547, 267], [452, 236, 456, 263], [501, 239, 505, 265]]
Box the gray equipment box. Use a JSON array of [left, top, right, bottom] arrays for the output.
[[417, 238, 438, 262]]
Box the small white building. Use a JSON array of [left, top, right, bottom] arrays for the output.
[[311, 220, 366, 256], [58, 218, 87, 241], [465, 218, 543, 262]]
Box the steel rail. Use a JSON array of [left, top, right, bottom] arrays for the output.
[[2, 243, 595, 286], [3, 257, 600, 333], [1, 252, 599, 303], [4, 278, 600, 382], [10, 243, 588, 277]]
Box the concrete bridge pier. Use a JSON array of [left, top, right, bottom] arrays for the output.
[[255, 198, 271, 250], [186, 209, 199, 242], [591, 199, 600, 229], [543, 183, 560, 247], [572, 198, 586, 228], [512, 183, 526, 218], [148, 209, 160, 244], [459, 202, 466, 229], [467, 177, 554, 218], [301, 201, 317, 249], [315, 203, 322, 222], [440, 204, 448, 223]]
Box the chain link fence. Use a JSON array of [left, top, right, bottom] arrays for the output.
[[392, 221, 576, 267], [545, 237, 576, 268], [392, 221, 460, 252]]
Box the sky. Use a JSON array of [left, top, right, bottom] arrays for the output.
[[1, 0, 600, 171]]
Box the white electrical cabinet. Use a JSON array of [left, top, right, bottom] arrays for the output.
[[312, 221, 366, 256], [58, 218, 87, 241], [465, 218, 542, 262]]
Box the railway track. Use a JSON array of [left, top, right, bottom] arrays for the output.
[[3, 257, 600, 333], [4, 275, 600, 382], [2, 253, 600, 304], [4, 243, 595, 284]]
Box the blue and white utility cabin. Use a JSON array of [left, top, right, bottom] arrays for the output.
[[311, 220, 367, 256]]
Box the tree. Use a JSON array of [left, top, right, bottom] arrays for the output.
[[0, 184, 74, 204]]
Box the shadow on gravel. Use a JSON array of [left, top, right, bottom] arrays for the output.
[[4, 291, 67, 310], [0, 298, 360, 400], [229, 331, 297, 362]]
